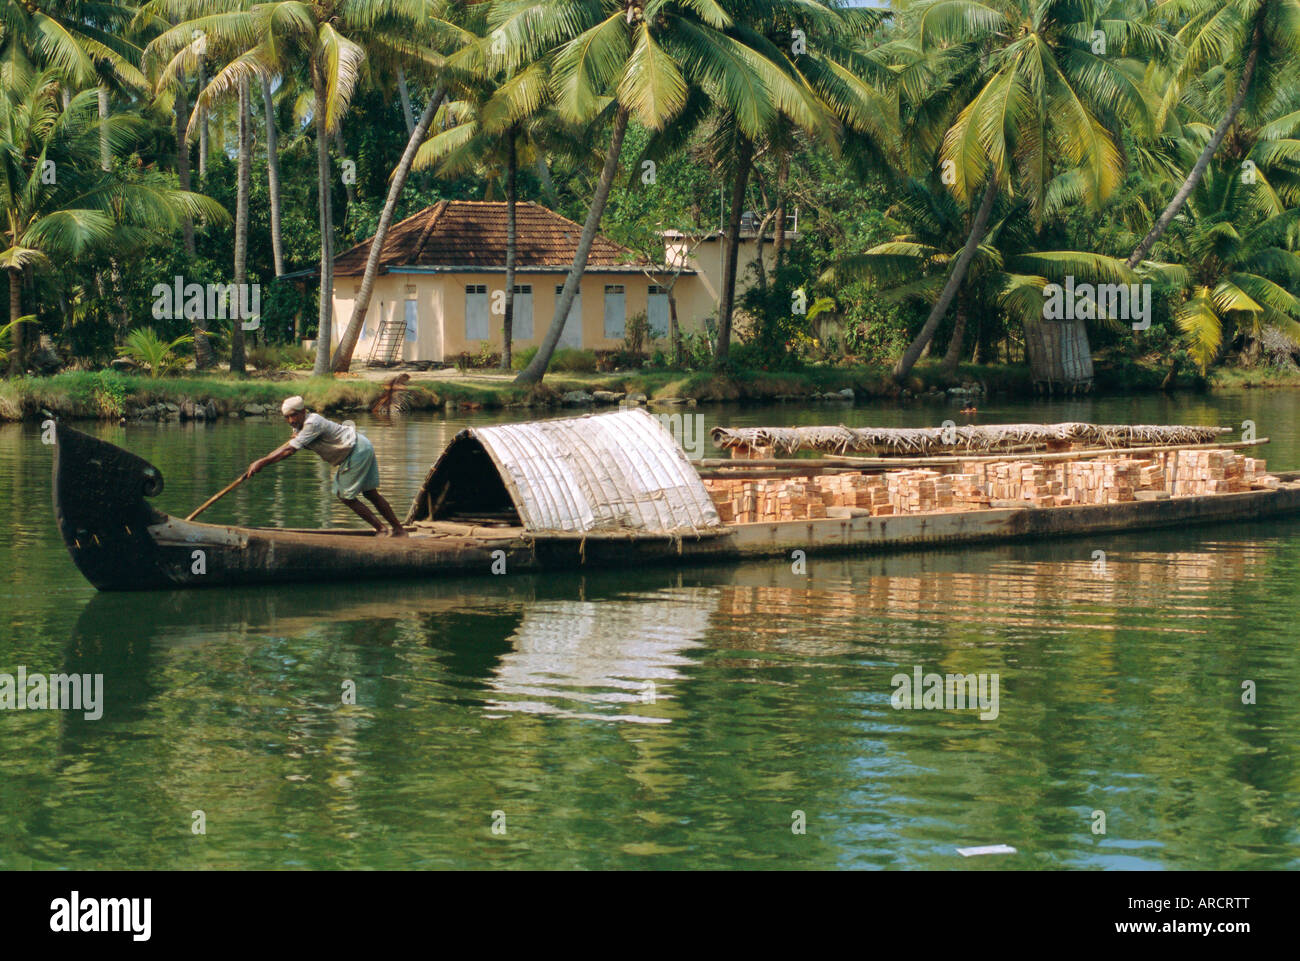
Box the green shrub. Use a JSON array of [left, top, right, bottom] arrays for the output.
[[511, 346, 539, 371], [117, 328, 194, 377], [91, 371, 127, 418], [0, 318, 21, 368], [247, 344, 281, 372], [247, 343, 313, 372], [550, 348, 598, 372]]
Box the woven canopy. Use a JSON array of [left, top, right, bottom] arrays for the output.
[[409, 408, 720, 533]]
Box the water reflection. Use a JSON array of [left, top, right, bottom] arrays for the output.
[[484, 592, 715, 723]]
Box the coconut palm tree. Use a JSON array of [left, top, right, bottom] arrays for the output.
[[884, 0, 1160, 383], [399, 61, 560, 371], [149, 0, 448, 376], [1127, 0, 1300, 268], [502, 0, 835, 385], [329, 2, 478, 373], [826, 176, 1139, 375], [704, 0, 890, 365], [1138, 148, 1300, 369], [0, 69, 225, 374]]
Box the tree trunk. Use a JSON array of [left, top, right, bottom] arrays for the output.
[[516, 105, 630, 385], [397, 68, 416, 136], [751, 209, 778, 292], [712, 134, 754, 365], [1126, 18, 1263, 268], [396, 67, 430, 194], [262, 73, 285, 278], [231, 76, 251, 374], [174, 74, 218, 369], [668, 290, 681, 367], [335, 128, 357, 212], [535, 153, 559, 208], [98, 86, 129, 335], [98, 85, 111, 171], [198, 59, 208, 182], [331, 85, 448, 372], [173, 80, 196, 257], [893, 178, 998, 382], [7, 267, 23, 376], [940, 297, 967, 377], [501, 129, 517, 371], [313, 65, 335, 376], [772, 151, 789, 273]]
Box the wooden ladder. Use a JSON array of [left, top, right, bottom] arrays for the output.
[[367, 313, 407, 367]]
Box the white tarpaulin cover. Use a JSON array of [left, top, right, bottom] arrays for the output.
[[437, 408, 720, 533]]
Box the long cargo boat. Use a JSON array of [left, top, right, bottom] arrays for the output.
[[52, 410, 1300, 591]]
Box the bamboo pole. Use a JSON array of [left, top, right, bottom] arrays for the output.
[[186, 474, 249, 521], [696, 438, 1269, 475]]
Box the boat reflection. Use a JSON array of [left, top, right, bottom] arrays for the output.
[[482, 592, 716, 724]]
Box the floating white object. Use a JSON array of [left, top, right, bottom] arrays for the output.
[[957, 844, 1017, 857]]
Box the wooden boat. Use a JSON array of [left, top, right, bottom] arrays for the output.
[[52, 411, 1300, 591]]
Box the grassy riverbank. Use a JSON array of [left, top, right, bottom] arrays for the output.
[[0, 356, 1213, 423]]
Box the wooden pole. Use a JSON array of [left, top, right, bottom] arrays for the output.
[[697, 438, 1269, 475], [186, 474, 249, 521]]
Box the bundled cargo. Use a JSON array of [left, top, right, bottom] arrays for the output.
[[701, 448, 1282, 523]]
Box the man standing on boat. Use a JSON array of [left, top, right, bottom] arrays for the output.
[[242, 396, 407, 537]]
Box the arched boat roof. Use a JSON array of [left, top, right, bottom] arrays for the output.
[[406, 408, 721, 534]]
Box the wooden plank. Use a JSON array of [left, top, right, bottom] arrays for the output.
[[697, 437, 1269, 473]]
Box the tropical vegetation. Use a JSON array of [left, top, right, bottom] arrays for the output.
[[4, 0, 1300, 388]]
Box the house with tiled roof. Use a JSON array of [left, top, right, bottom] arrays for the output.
[[328, 199, 785, 364]]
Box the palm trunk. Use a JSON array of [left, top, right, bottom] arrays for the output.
[[197, 59, 208, 182], [175, 74, 217, 369], [98, 85, 128, 335], [516, 105, 630, 385], [940, 298, 967, 377], [1126, 18, 1263, 268], [501, 129, 518, 371], [396, 67, 430, 194], [262, 74, 285, 278], [313, 65, 336, 376], [331, 85, 448, 372], [98, 85, 111, 171], [536, 153, 559, 208], [772, 151, 789, 273], [712, 134, 754, 365], [397, 68, 416, 135], [893, 178, 998, 382], [230, 76, 251, 374], [173, 80, 196, 257], [335, 128, 357, 213], [668, 290, 681, 367], [7, 267, 23, 376]]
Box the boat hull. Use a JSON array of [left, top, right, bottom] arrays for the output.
[[52, 424, 1300, 591]]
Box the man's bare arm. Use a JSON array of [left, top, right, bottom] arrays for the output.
[[243, 443, 295, 480]]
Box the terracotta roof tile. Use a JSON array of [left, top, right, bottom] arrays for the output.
[[333, 200, 641, 275]]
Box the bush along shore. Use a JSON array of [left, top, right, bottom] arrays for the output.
[[0, 358, 1215, 425]]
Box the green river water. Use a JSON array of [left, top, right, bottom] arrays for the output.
[[2, 390, 1299, 869]]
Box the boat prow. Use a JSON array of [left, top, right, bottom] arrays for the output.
[[53, 423, 173, 590]]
